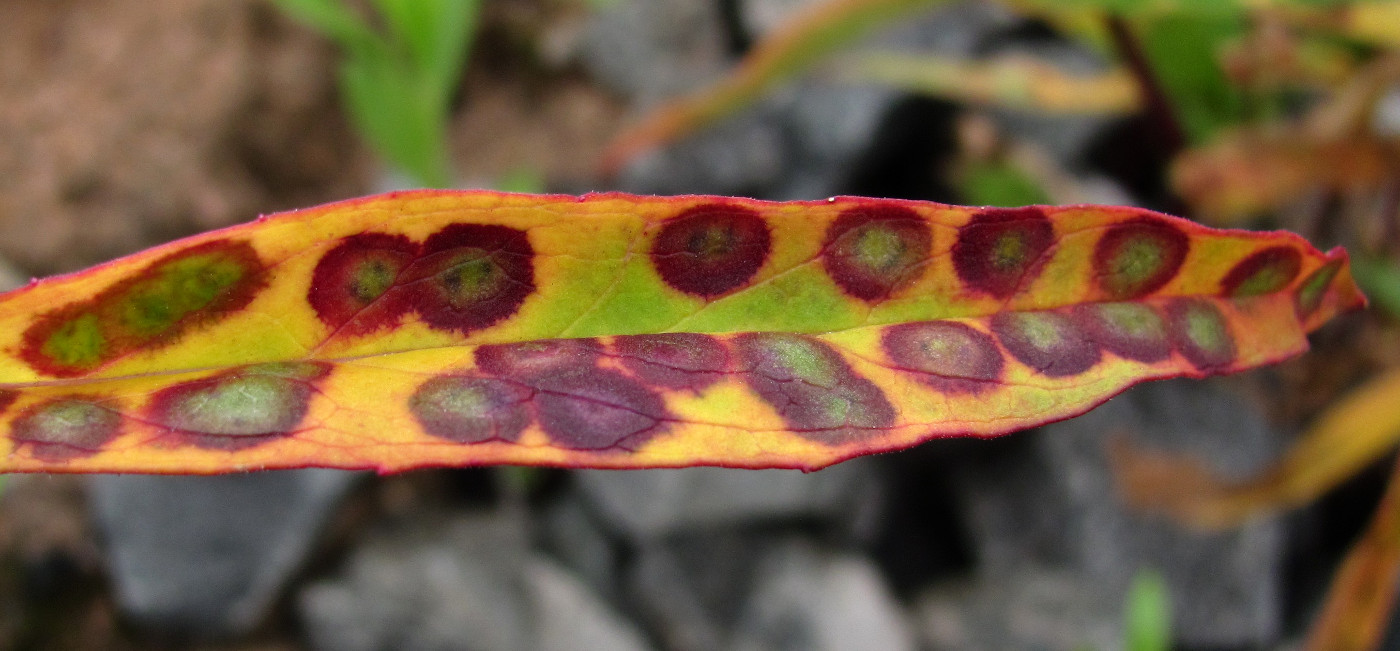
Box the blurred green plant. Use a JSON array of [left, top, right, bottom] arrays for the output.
[[1350, 256, 1400, 320], [958, 160, 1052, 207], [1125, 569, 1172, 651], [269, 0, 480, 188]]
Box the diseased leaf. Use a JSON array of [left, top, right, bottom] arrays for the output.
[[0, 191, 1363, 474]]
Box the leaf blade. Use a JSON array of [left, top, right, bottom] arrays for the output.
[[0, 191, 1363, 474]]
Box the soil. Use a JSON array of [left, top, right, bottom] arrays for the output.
[[0, 0, 626, 277]]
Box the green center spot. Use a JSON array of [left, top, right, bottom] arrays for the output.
[[1111, 238, 1165, 285], [764, 336, 837, 387], [853, 227, 907, 271], [688, 227, 734, 258], [420, 381, 492, 418], [42, 313, 106, 369], [991, 234, 1027, 270], [30, 400, 116, 440], [918, 335, 960, 364], [1184, 307, 1229, 354], [1232, 265, 1291, 297], [118, 253, 247, 338], [1096, 303, 1164, 339], [172, 375, 298, 435], [350, 259, 397, 303], [1013, 313, 1063, 351], [1297, 263, 1339, 314], [439, 252, 505, 306], [818, 393, 853, 424]]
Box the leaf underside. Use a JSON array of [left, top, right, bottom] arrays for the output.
[[0, 191, 1362, 474]]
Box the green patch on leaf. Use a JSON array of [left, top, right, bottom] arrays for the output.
[[42, 313, 106, 370], [119, 252, 247, 337]]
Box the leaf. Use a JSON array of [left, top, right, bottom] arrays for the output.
[[835, 53, 1142, 114], [1125, 569, 1172, 651], [1303, 454, 1400, 651], [271, 0, 479, 188], [268, 0, 379, 52], [1113, 365, 1400, 528], [0, 191, 1363, 474], [957, 159, 1054, 208], [1171, 132, 1400, 223], [1351, 255, 1400, 321]]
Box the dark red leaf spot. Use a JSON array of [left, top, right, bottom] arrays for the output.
[[651, 204, 772, 298], [147, 363, 329, 451], [821, 206, 932, 301], [1093, 217, 1188, 300], [0, 389, 17, 415], [1166, 299, 1236, 372], [308, 233, 417, 334], [881, 321, 1004, 394], [475, 339, 603, 380], [613, 333, 729, 393], [533, 369, 670, 450], [1073, 303, 1171, 363], [12, 397, 122, 461], [404, 224, 536, 335], [991, 311, 1100, 377], [734, 333, 895, 445], [21, 240, 267, 377], [410, 374, 533, 444], [952, 207, 1055, 299], [1220, 246, 1302, 297]]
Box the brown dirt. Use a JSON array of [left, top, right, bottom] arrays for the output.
[[0, 0, 626, 277], [0, 0, 370, 276]]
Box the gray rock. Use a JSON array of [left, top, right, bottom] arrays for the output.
[[1376, 86, 1400, 137], [0, 255, 26, 292], [300, 510, 654, 651], [88, 469, 360, 637], [740, 0, 828, 38], [299, 512, 534, 651], [575, 461, 878, 540], [615, 109, 789, 196], [916, 568, 1121, 651], [583, 0, 730, 103], [951, 377, 1286, 647], [625, 532, 770, 651], [539, 491, 622, 599], [528, 557, 655, 651], [729, 541, 916, 651], [770, 83, 898, 200]]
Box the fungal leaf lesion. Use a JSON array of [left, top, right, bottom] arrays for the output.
[[0, 191, 1365, 474], [21, 241, 266, 377]]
